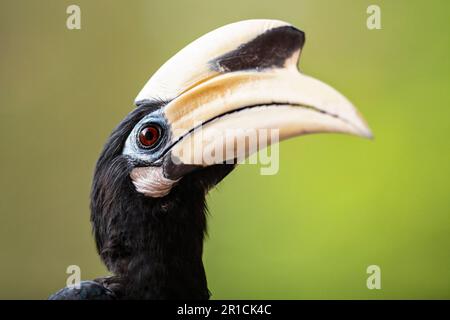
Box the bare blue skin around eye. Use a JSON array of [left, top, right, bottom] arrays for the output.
[[122, 109, 170, 166]]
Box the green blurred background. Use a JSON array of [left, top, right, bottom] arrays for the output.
[[0, 0, 449, 299]]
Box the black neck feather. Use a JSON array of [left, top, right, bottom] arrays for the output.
[[90, 105, 233, 299], [91, 156, 213, 299]]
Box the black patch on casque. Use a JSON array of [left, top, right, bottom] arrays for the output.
[[210, 26, 305, 73]]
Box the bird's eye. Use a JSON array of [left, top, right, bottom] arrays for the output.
[[138, 125, 161, 148]]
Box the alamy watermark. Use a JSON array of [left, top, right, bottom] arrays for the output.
[[66, 5, 81, 30], [367, 5, 382, 30], [66, 265, 81, 289], [366, 265, 381, 289]]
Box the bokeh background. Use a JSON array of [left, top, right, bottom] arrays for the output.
[[0, 0, 449, 299]]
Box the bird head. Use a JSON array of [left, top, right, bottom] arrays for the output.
[[90, 20, 372, 288], [104, 20, 371, 201]]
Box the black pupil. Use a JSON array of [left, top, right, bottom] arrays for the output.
[[145, 129, 154, 141]]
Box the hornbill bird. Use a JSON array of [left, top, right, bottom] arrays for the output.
[[50, 19, 371, 300]]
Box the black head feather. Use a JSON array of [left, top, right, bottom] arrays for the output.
[[90, 102, 234, 299]]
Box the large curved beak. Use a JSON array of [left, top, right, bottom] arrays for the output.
[[161, 68, 372, 178], [135, 20, 372, 181]]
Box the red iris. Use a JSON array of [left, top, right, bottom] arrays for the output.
[[139, 125, 160, 147]]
